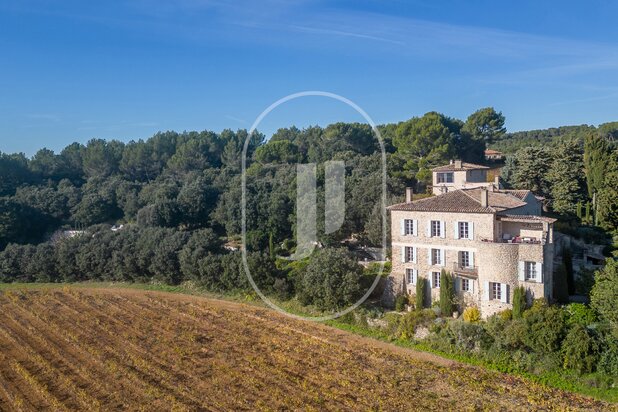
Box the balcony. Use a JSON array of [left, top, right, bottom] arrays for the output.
[[452, 262, 478, 276], [480, 236, 545, 245]]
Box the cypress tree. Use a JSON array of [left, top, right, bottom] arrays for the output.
[[512, 286, 527, 319], [415, 277, 426, 310], [439, 269, 454, 316]]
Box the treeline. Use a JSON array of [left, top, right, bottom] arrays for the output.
[[501, 126, 618, 232], [490, 121, 618, 155]]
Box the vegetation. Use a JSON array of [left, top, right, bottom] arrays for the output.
[[512, 286, 527, 319], [439, 269, 454, 316], [415, 277, 427, 310], [0, 288, 610, 410]]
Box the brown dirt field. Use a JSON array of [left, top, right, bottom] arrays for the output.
[[0, 287, 614, 411]]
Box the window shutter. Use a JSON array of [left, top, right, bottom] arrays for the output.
[[440, 249, 446, 266], [401, 246, 406, 263], [413, 247, 417, 263], [483, 282, 489, 301], [413, 220, 418, 236], [469, 251, 475, 267], [413, 269, 418, 285], [427, 249, 433, 265], [429, 272, 434, 288], [454, 221, 460, 239], [400, 219, 405, 236], [426, 222, 431, 237], [536, 262, 544, 283], [518, 261, 525, 281], [469, 222, 474, 240], [454, 277, 460, 293], [470, 280, 475, 293], [440, 221, 446, 238], [500, 283, 509, 303]]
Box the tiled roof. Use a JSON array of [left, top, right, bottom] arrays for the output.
[[432, 162, 489, 172], [464, 188, 527, 211], [500, 189, 530, 200], [388, 188, 528, 213], [497, 214, 557, 224], [484, 149, 503, 155]]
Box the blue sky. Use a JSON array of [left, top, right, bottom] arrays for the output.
[[1, 0, 618, 155]]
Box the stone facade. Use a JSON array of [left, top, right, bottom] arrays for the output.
[[387, 164, 556, 318], [389, 209, 554, 318]]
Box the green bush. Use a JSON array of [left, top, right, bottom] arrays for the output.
[[499, 309, 513, 321], [561, 324, 599, 374], [590, 258, 618, 330], [512, 286, 527, 319], [295, 248, 363, 311], [439, 270, 455, 316], [598, 335, 618, 377], [463, 306, 480, 323], [565, 303, 597, 326], [448, 320, 488, 352], [394, 309, 436, 340], [523, 299, 567, 353], [394, 293, 407, 312], [415, 277, 427, 310]]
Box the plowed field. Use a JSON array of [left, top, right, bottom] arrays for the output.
[[0, 288, 612, 411]]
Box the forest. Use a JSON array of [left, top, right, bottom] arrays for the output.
[[0, 108, 617, 304]]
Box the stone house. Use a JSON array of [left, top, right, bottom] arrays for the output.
[[484, 149, 504, 161], [386, 163, 556, 318]]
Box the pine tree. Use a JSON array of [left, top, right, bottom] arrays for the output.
[[548, 139, 587, 215]]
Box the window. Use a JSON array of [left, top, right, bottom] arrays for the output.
[[432, 272, 441, 288], [525, 262, 537, 281], [431, 249, 442, 265], [431, 220, 441, 237], [458, 222, 469, 239], [406, 268, 415, 285], [437, 172, 454, 183], [404, 219, 415, 235], [404, 247, 415, 263], [490, 282, 502, 300], [459, 251, 470, 268], [461, 278, 471, 292]]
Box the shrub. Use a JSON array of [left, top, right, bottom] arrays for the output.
[[523, 299, 567, 353], [590, 258, 618, 330], [598, 335, 618, 377], [296, 248, 364, 311], [512, 286, 527, 319], [463, 306, 481, 323], [499, 309, 513, 321], [561, 324, 599, 374], [415, 277, 427, 310], [394, 294, 407, 312], [565, 303, 597, 326], [395, 309, 436, 340], [439, 270, 455, 316], [448, 320, 488, 352]]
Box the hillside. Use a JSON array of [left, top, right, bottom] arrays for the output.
[[0, 287, 612, 411]]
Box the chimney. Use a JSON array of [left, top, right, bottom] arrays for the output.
[[480, 188, 489, 207], [405, 187, 413, 203], [494, 175, 500, 188], [454, 160, 462, 169]]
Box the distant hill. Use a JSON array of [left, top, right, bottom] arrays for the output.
[[489, 122, 618, 155]]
